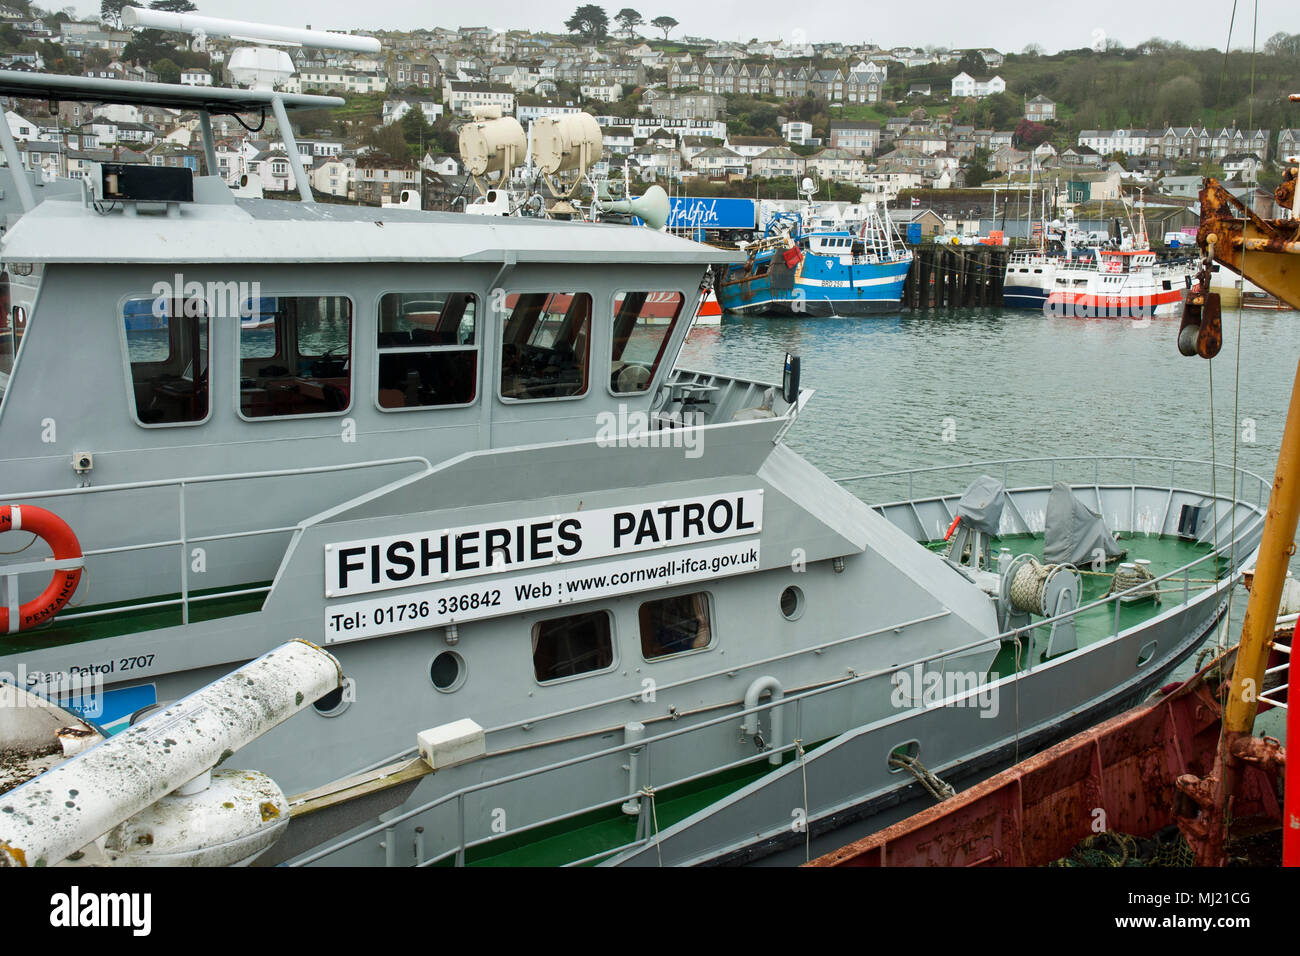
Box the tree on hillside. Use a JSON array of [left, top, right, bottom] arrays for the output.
[[100, 0, 128, 27], [1265, 32, 1300, 57], [361, 121, 409, 160], [1022, 43, 1043, 56], [148, 0, 198, 11], [123, 30, 175, 66], [955, 51, 987, 76], [565, 5, 610, 43], [650, 15, 678, 40], [964, 147, 991, 187], [1153, 75, 1201, 122], [1013, 118, 1050, 148], [974, 91, 1019, 129], [616, 8, 643, 34], [152, 57, 181, 84]]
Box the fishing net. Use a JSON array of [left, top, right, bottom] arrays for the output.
[[1049, 826, 1195, 867]]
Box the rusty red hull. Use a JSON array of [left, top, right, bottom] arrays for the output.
[[806, 674, 1283, 867]]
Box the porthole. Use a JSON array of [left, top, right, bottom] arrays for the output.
[[430, 651, 466, 692], [314, 677, 355, 717], [1136, 641, 1158, 667], [780, 585, 804, 621]]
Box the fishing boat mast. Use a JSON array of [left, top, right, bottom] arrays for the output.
[[1175, 95, 1299, 866]]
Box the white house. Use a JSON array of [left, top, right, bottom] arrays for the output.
[[382, 96, 444, 126], [248, 149, 296, 193], [422, 152, 461, 176], [781, 120, 813, 145], [950, 73, 1006, 98], [516, 103, 581, 125], [5, 109, 42, 141], [311, 156, 355, 199], [179, 68, 212, 87], [444, 81, 516, 116], [580, 82, 624, 103]]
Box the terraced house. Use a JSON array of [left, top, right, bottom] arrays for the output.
[[751, 145, 806, 179]]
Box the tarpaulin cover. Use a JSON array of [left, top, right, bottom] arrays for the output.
[[1044, 481, 1121, 565], [956, 475, 1006, 534]]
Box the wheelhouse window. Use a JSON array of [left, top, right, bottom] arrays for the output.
[[532, 610, 613, 682], [610, 292, 684, 394], [639, 592, 713, 659], [376, 292, 477, 409], [499, 292, 591, 401], [239, 296, 352, 418], [122, 295, 209, 425]]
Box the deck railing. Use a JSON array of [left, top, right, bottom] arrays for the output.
[[833, 455, 1269, 518], [1, 457, 432, 629]]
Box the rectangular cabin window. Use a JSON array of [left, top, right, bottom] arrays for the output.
[[376, 292, 478, 410], [122, 296, 209, 426], [239, 296, 353, 419], [639, 592, 713, 660], [499, 292, 591, 401], [532, 610, 614, 682], [610, 292, 684, 394]]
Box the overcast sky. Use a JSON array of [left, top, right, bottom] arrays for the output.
[[88, 1, 1287, 56]]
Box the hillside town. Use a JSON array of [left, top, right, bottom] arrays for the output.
[[1, 3, 1296, 231]]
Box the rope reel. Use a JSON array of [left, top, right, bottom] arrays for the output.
[[1007, 557, 1080, 616], [1106, 559, 1160, 604]]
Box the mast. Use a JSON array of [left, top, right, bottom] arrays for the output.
[[1175, 152, 1299, 865]]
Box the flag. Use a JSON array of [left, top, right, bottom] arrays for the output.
[[910, 197, 920, 207]]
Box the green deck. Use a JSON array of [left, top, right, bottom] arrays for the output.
[[927, 533, 1226, 675]]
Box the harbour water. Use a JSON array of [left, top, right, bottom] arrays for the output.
[[686, 307, 1297, 716], [683, 307, 1300, 482]]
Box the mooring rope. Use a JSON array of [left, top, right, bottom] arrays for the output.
[[888, 751, 955, 802]]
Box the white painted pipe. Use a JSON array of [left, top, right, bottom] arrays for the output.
[[741, 676, 785, 766], [621, 721, 646, 815], [0, 639, 341, 867], [121, 7, 381, 53]]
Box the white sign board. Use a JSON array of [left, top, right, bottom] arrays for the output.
[[324, 540, 761, 644], [324, 490, 763, 598]]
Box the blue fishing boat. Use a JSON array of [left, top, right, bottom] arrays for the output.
[[716, 201, 913, 316]]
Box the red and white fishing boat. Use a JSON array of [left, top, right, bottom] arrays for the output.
[[692, 285, 722, 326], [1047, 244, 1191, 320]]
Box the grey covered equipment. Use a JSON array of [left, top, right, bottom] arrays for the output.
[[1044, 481, 1121, 565], [956, 475, 1006, 533]]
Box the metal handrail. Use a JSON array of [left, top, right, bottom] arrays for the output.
[[834, 454, 1268, 493], [1, 456, 432, 627], [298, 515, 1259, 868]]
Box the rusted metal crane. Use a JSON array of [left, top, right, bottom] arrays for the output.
[[1175, 98, 1298, 866]]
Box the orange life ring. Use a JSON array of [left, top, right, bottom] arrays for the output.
[[944, 515, 961, 541], [0, 505, 83, 634]]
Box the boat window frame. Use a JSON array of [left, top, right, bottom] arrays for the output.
[[637, 590, 716, 663], [371, 288, 482, 414], [116, 290, 214, 430], [607, 288, 687, 398], [496, 288, 596, 406], [233, 290, 356, 423], [529, 607, 618, 686]]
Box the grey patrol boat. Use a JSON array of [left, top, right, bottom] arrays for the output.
[[0, 14, 1270, 867]]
